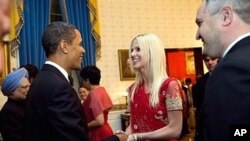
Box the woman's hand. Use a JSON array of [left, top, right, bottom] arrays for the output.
[[114, 130, 128, 141], [127, 133, 143, 141], [127, 134, 136, 141]]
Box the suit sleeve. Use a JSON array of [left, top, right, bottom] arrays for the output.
[[104, 135, 120, 141]]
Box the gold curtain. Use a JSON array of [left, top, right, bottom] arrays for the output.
[[10, 0, 24, 56], [88, 0, 101, 60]]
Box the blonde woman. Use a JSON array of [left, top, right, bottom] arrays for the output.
[[125, 33, 183, 141]]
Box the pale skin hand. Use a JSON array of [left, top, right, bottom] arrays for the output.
[[125, 110, 182, 141], [116, 133, 128, 141]]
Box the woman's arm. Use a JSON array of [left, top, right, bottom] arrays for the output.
[[138, 110, 182, 139], [88, 112, 104, 128]]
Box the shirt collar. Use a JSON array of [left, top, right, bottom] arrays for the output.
[[223, 33, 250, 57], [45, 61, 70, 82]]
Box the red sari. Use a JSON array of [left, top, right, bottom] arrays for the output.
[[83, 87, 113, 141], [129, 78, 183, 141]]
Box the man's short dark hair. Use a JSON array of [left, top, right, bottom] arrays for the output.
[[20, 64, 39, 79], [42, 22, 77, 57]]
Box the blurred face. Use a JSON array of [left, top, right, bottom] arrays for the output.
[[78, 87, 89, 101], [0, 0, 10, 15], [204, 56, 218, 72], [68, 29, 85, 70], [195, 1, 222, 58], [12, 78, 30, 100], [0, 0, 10, 36], [130, 39, 147, 70]]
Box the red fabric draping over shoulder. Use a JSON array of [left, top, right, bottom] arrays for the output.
[[83, 87, 113, 141], [84, 87, 113, 119]]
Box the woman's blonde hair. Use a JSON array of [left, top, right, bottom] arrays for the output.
[[129, 33, 168, 107]]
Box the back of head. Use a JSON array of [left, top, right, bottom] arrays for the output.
[[202, 49, 210, 59], [205, 0, 250, 24], [1, 68, 29, 96], [42, 22, 77, 58], [20, 64, 39, 80], [80, 65, 101, 85], [185, 78, 192, 85], [202, 49, 218, 60]]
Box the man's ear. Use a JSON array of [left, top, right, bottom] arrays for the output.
[[221, 5, 233, 26], [59, 40, 69, 54]]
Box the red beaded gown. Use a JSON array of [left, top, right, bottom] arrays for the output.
[[129, 78, 183, 141]]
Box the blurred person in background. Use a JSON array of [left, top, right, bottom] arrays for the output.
[[0, 68, 30, 141], [192, 51, 219, 141], [0, 0, 10, 38], [80, 65, 113, 141], [78, 85, 89, 103], [20, 64, 39, 83]]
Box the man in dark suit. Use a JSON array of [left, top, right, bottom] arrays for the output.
[[192, 53, 218, 141], [25, 22, 127, 141], [0, 68, 30, 141], [196, 0, 250, 140], [25, 22, 89, 141]]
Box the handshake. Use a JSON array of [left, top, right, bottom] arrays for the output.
[[105, 130, 144, 141], [114, 130, 128, 141]]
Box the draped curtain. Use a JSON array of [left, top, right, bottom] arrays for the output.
[[10, 0, 24, 56], [19, 0, 98, 70], [19, 0, 50, 68], [62, 0, 96, 67], [88, 0, 101, 61]]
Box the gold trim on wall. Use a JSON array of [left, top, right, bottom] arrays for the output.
[[0, 42, 11, 84]]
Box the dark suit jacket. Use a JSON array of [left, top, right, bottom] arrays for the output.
[[26, 64, 89, 141], [105, 135, 120, 141], [0, 99, 26, 141], [203, 36, 250, 141], [193, 72, 210, 113], [192, 72, 210, 141]]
